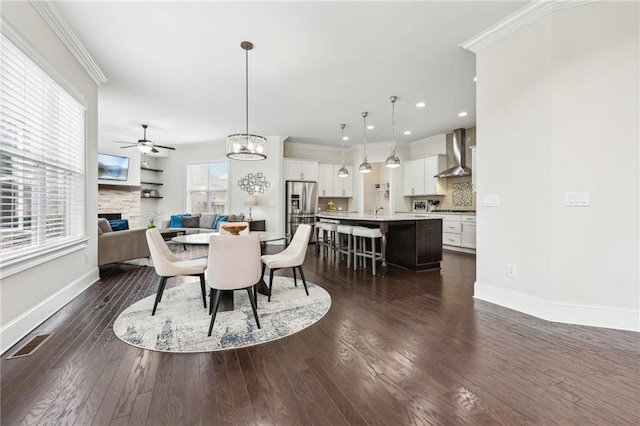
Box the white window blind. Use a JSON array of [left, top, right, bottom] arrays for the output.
[[0, 34, 85, 262], [186, 162, 228, 214]]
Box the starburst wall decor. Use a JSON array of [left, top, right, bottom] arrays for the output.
[[238, 172, 270, 194]]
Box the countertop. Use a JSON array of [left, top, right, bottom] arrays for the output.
[[316, 212, 444, 222]]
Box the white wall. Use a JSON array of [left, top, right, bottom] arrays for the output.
[[474, 2, 639, 331], [1, 3, 100, 352]]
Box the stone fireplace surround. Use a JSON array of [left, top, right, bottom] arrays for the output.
[[98, 184, 142, 228]]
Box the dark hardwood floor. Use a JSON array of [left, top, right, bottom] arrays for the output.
[[2, 244, 639, 425]]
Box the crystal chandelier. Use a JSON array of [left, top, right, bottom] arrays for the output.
[[337, 123, 349, 177], [358, 112, 372, 173], [226, 41, 267, 161], [385, 96, 400, 168]]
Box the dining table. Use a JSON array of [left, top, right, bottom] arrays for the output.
[[172, 231, 285, 310]]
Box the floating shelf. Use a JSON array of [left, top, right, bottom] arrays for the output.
[[141, 167, 163, 172], [141, 181, 163, 185], [141, 196, 163, 199]]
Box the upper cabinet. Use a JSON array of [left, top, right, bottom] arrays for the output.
[[403, 154, 446, 196], [284, 158, 318, 181], [317, 163, 353, 197]]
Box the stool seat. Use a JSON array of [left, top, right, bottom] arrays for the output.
[[336, 224, 354, 234], [352, 227, 382, 238]]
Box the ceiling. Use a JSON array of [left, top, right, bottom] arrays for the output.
[[53, 1, 527, 149]]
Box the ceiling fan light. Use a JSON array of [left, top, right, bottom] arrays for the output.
[[138, 145, 153, 154]]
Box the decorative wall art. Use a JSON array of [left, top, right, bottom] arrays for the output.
[[238, 172, 270, 194]]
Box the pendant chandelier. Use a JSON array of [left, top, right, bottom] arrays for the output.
[[385, 95, 400, 168], [226, 41, 267, 161], [358, 112, 372, 173], [337, 123, 349, 177]]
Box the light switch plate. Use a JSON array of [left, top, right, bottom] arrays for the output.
[[565, 191, 590, 206], [483, 194, 500, 207]]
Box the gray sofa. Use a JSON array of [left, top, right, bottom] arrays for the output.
[[157, 213, 244, 235], [98, 218, 150, 266]]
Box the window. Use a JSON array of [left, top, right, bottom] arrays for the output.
[[0, 34, 85, 263], [186, 162, 228, 214]]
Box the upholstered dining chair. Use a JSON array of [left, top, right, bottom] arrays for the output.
[[260, 223, 312, 303], [207, 233, 262, 336], [146, 228, 207, 316], [219, 221, 250, 235]]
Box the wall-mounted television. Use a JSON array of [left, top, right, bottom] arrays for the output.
[[98, 153, 130, 181]]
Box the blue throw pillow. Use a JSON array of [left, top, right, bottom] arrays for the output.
[[212, 215, 228, 230], [108, 219, 129, 231], [169, 214, 184, 228]]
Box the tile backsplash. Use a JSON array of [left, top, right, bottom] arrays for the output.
[[452, 182, 473, 207]]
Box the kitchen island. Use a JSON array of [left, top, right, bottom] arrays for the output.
[[316, 213, 443, 275]]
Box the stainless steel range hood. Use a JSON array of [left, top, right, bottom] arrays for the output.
[[434, 128, 472, 178]]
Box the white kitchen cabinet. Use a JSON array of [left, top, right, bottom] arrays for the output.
[[403, 155, 445, 196], [333, 164, 353, 197], [403, 159, 424, 195], [424, 154, 446, 195], [461, 222, 476, 249], [284, 159, 318, 181], [439, 213, 476, 251], [317, 164, 334, 196]]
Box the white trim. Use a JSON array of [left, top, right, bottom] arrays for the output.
[[28, 0, 107, 85], [461, 0, 599, 53], [0, 239, 89, 279], [474, 281, 640, 332], [0, 268, 100, 355]]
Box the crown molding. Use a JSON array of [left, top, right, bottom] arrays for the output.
[[461, 0, 598, 53], [29, 0, 107, 85]]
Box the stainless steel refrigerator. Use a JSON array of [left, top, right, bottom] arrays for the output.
[[285, 180, 318, 242]]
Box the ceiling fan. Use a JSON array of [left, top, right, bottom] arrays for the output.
[[115, 124, 176, 154]]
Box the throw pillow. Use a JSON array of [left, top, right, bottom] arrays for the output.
[[199, 213, 216, 229], [212, 215, 228, 230], [97, 218, 112, 234], [108, 219, 129, 231], [169, 214, 184, 228], [182, 216, 200, 228]]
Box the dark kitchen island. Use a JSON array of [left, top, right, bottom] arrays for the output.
[[316, 213, 443, 276]]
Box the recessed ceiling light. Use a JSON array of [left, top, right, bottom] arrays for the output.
[[367, 125, 374, 130], [404, 131, 411, 135], [458, 111, 468, 117], [473, 76, 477, 82], [416, 102, 426, 108], [342, 136, 349, 141]]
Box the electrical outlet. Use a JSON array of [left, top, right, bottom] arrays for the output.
[[507, 264, 517, 278]]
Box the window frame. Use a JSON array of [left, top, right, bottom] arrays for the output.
[[0, 27, 88, 278], [185, 160, 230, 214]]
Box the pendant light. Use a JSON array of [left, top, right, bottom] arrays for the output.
[[385, 95, 400, 168], [358, 112, 372, 173], [226, 41, 267, 161], [337, 123, 349, 177]]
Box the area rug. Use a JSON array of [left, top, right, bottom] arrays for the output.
[[113, 276, 331, 353]]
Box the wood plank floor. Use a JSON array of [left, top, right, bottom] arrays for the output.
[[2, 244, 639, 425]]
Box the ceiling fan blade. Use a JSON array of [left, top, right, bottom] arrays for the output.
[[151, 147, 159, 153], [119, 144, 139, 149], [153, 144, 176, 151]]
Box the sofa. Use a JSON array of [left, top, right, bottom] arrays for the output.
[[98, 218, 150, 266], [157, 213, 245, 235]]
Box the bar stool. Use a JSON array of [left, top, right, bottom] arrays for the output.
[[319, 222, 338, 259], [314, 221, 326, 254], [352, 226, 383, 276], [336, 224, 355, 268]]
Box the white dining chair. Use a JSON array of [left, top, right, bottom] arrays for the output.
[[260, 223, 312, 302], [206, 233, 262, 335], [146, 228, 207, 316]]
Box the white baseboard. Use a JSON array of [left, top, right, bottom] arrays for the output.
[[0, 268, 100, 355], [474, 281, 640, 332]]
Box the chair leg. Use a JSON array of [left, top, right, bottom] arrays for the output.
[[246, 287, 261, 329], [267, 269, 275, 302], [152, 276, 168, 316], [209, 286, 215, 315], [298, 265, 309, 296], [292, 267, 298, 287], [208, 289, 222, 336], [198, 273, 207, 309]]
